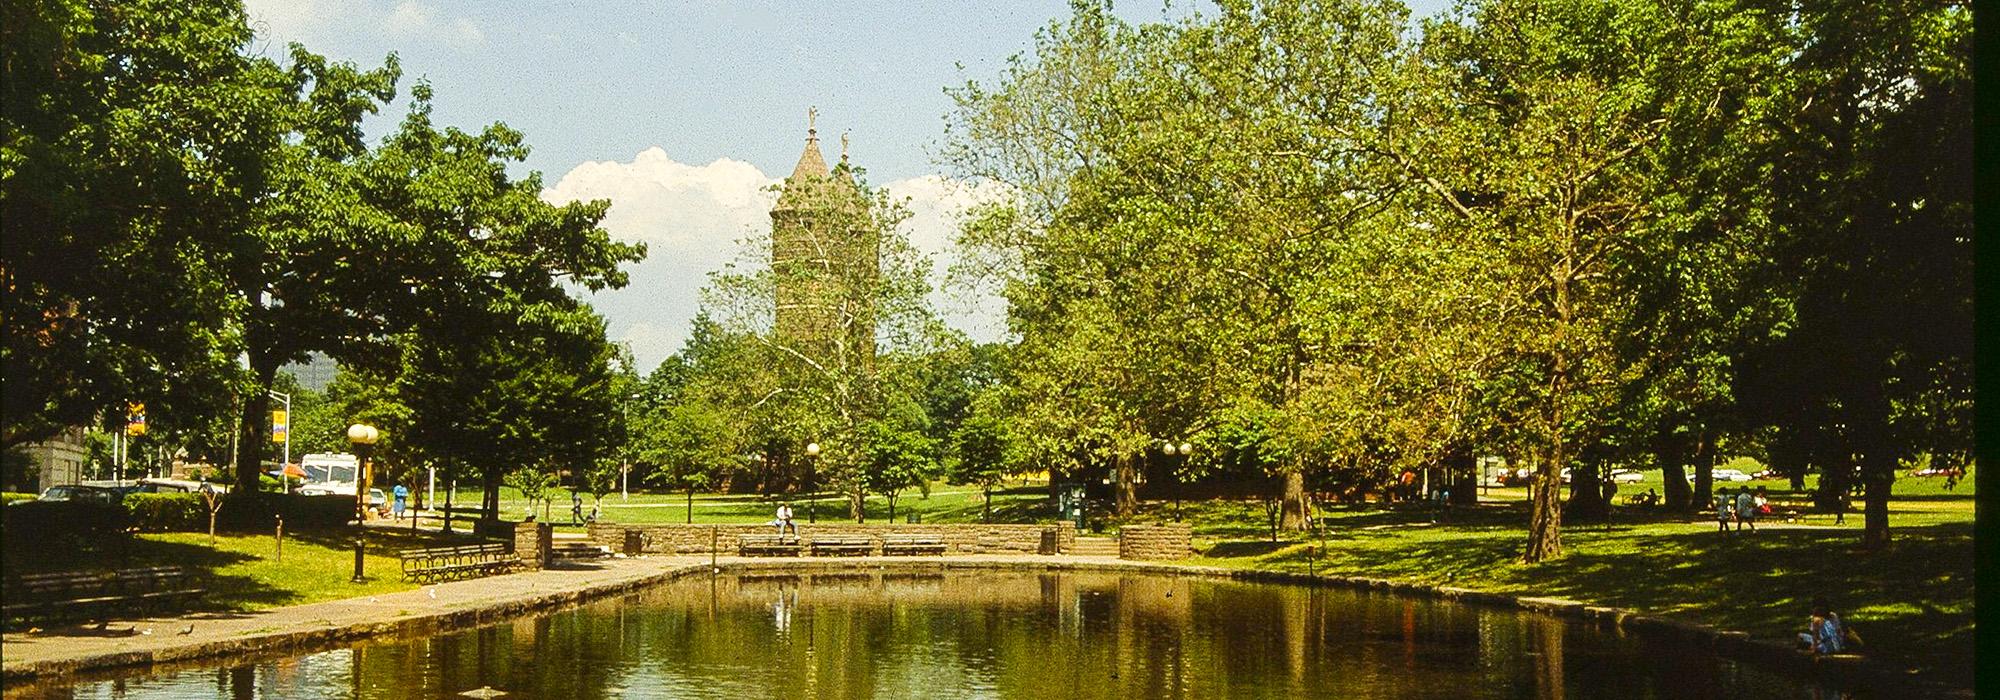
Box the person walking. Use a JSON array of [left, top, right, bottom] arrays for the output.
[[391, 483, 408, 521], [571, 491, 584, 525], [1715, 487, 1736, 534], [1735, 486, 1757, 533]]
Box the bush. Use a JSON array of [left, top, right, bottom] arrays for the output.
[[125, 492, 207, 532], [1, 500, 131, 553], [1, 492, 37, 506], [216, 493, 353, 531]]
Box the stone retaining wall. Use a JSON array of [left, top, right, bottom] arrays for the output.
[[586, 522, 1076, 556], [1117, 524, 1192, 560]]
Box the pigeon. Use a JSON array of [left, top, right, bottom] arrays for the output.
[[428, 587, 438, 599], [140, 628, 154, 635], [177, 625, 194, 636]]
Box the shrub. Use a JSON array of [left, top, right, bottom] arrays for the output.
[[125, 492, 207, 532], [216, 493, 353, 531], [1, 492, 37, 506], [1, 500, 131, 553]]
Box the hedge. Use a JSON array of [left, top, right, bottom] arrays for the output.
[[215, 493, 353, 530], [125, 492, 207, 532], [1, 500, 131, 552]]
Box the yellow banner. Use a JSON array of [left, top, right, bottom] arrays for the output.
[[272, 410, 289, 442]]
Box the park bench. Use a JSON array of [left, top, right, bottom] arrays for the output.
[[3, 566, 205, 625], [738, 534, 802, 557], [880, 534, 947, 556], [398, 542, 520, 583], [808, 536, 874, 557]]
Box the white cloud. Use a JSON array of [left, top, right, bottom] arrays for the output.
[[545, 149, 1009, 372], [243, 0, 335, 43], [384, 1, 436, 35], [882, 175, 1012, 343], [246, 0, 485, 51]]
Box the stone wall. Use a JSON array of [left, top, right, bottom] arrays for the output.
[[587, 522, 1076, 556], [477, 520, 553, 569], [1118, 524, 1192, 560]]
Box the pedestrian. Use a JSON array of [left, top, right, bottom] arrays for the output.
[[776, 502, 796, 536], [570, 491, 584, 525], [1735, 486, 1757, 533], [1797, 596, 1845, 655], [1601, 478, 1618, 530], [1715, 487, 1736, 534], [391, 483, 408, 521]]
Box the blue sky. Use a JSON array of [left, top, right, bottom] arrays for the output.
[[245, 0, 1452, 371]]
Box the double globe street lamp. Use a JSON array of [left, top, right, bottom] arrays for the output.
[[1163, 441, 1193, 521]]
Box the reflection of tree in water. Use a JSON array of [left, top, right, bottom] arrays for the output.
[[48, 571, 1848, 699]]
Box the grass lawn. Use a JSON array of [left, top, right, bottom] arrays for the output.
[[1160, 472, 1975, 687], [1, 526, 468, 612]]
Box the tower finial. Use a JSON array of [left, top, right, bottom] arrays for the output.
[[840, 131, 850, 165], [807, 106, 818, 139]]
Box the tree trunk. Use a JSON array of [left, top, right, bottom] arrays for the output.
[[982, 483, 992, 522], [1449, 449, 1478, 506], [1523, 460, 1565, 563], [1280, 468, 1308, 530], [1114, 453, 1137, 516], [1567, 464, 1606, 521], [235, 360, 280, 493], [1658, 433, 1692, 512], [887, 493, 897, 522], [850, 482, 865, 523], [482, 472, 500, 521], [1861, 451, 1894, 548], [1692, 432, 1716, 508]]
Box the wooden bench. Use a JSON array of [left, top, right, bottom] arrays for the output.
[[398, 542, 520, 583], [880, 534, 946, 556], [808, 536, 874, 557], [738, 534, 802, 557], [3, 566, 205, 624]]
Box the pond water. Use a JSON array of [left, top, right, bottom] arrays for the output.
[[18, 569, 1845, 699]]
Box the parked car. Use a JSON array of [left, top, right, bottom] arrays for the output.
[[36, 484, 125, 505], [1609, 469, 1645, 484], [133, 478, 228, 494], [1712, 468, 1754, 482]]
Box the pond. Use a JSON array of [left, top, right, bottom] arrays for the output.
[[19, 568, 1845, 699]]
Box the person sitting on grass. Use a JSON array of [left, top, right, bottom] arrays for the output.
[[1797, 597, 1844, 655]]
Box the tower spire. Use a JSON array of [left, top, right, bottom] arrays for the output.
[[840, 131, 850, 165], [807, 106, 818, 141]]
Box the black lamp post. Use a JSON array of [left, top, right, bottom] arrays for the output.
[[347, 423, 380, 583], [804, 442, 821, 523], [1164, 441, 1193, 521]]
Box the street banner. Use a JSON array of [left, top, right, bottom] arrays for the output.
[[273, 410, 289, 442], [126, 401, 146, 436]]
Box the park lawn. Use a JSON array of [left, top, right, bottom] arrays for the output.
[[1, 527, 467, 612], [1165, 478, 1975, 688]]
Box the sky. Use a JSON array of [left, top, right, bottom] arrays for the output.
[[243, 0, 1451, 372]]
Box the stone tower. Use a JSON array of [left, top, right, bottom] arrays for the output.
[[770, 110, 878, 364]]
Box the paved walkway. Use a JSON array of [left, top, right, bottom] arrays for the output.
[[1, 556, 701, 682]]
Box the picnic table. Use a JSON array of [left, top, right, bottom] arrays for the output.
[[398, 542, 520, 583], [3, 566, 205, 624]]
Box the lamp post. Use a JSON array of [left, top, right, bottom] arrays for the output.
[[621, 392, 640, 501], [804, 442, 821, 524], [1164, 441, 1193, 521], [347, 423, 379, 583]]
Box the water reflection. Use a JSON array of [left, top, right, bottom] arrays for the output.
[[13, 570, 1842, 699]]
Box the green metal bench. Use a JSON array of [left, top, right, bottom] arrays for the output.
[[398, 542, 519, 583], [3, 566, 205, 625]]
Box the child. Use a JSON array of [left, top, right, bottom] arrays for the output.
[[1797, 597, 1844, 655], [1715, 488, 1736, 533]]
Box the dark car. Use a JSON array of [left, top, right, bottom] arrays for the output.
[[36, 484, 125, 505]]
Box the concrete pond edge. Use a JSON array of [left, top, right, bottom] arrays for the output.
[[2, 556, 1969, 698]]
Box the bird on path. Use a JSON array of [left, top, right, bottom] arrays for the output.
[[176, 625, 195, 636]]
